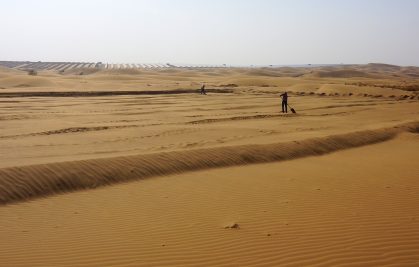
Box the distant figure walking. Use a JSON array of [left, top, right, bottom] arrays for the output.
[[200, 84, 207, 95], [280, 92, 288, 113]]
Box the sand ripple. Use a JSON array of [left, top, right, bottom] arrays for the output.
[[0, 121, 417, 205]]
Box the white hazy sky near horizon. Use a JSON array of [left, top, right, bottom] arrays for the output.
[[1, 0, 418, 66]]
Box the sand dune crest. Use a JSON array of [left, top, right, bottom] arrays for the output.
[[0, 121, 417, 205]]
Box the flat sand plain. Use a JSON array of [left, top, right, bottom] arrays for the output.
[[0, 64, 418, 266]]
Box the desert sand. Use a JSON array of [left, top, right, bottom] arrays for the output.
[[0, 64, 418, 266]]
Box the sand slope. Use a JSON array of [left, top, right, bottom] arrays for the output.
[[1, 64, 418, 97], [0, 134, 418, 266], [0, 64, 418, 266], [0, 121, 417, 205]]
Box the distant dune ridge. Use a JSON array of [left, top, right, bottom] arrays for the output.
[[1, 62, 418, 99], [0, 121, 417, 205], [310, 69, 374, 78]]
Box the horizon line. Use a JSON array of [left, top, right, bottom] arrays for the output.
[[1, 60, 418, 69]]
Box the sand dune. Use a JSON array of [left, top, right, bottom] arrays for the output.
[[310, 69, 374, 78], [0, 66, 23, 77], [0, 133, 418, 267], [0, 64, 418, 266], [0, 89, 203, 98], [62, 67, 101, 75], [96, 68, 144, 75], [0, 121, 417, 205], [0, 90, 417, 169], [1, 63, 418, 98], [0, 75, 57, 88], [361, 63, 402, 72]]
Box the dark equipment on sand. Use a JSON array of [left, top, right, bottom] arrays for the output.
[[287, 104, 296, 114]]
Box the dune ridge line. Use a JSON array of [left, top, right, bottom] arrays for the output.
[[0, 89, 234, 98], [0, 121, 418, 205]]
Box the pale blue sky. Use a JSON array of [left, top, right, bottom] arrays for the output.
[[1, 0, 418, 65]]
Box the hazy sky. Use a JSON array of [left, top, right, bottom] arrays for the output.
[[1, 0, 418, 65]]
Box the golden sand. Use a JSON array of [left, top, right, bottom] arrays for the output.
[[0, 64, 418, 266]]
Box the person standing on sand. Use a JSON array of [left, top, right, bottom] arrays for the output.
[[200, 83, 207, 95], [280, 91, 288, 113]]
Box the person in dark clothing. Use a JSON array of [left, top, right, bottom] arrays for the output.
[[280, 92, 288, 113], [200, 84, 207, 95]]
